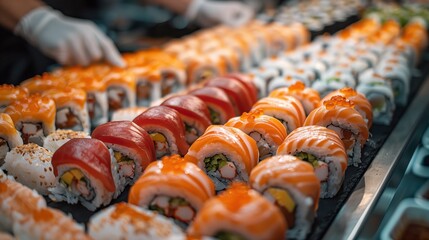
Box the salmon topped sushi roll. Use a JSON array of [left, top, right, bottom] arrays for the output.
[[277, 126, 347, 198], [20, 73, 63, 94], [129, 155, 215, 226], [161, 95, 211, 145], [250, 155, 320, 239], [0, 113, 23, 165], [251, 96, 306, 133], [305, 96, 369, 166], [0, 85, 29, 112], [323, 87, 373, 129], [184, 125, 259, 191], [42, 87, 91, 133], [225, 110, 287, 161], [187, 182, 287, 240], [189, 87, 235, 124], [269, 82, 321, 116], [5, 95, 56, 146], [133, 106, 189, 159]]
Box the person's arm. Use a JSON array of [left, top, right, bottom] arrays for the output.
[[0, 0, 44, 30]]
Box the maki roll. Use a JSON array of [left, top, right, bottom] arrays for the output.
[[277, 126, 347, 198], [129, 155, 215, 226], [111, 106, 148, 121], [251, 96, 306, 133], [187, 183, 287, 240], [225, 110, 287, 161], [161, 95, 211, 145], [268, 75, 309, 93], [4, 95, 56, 146], [312, 69, 356, 98], [92, 121, 156, 189], [249, 67, 280, 98], [304, 96, 368, 166], [2, 144, 55, 195], [250, 155, 320, 239], [189, 87, 235, 124], [323, 87, 373, 128], [0, 169, 47, 232], [20, 73, 63, 94], [0, 113, 23, 165], [88, 203, 185, 239], [184, 125, 259, 191], [42, 87, 91, 133], [13, 207, 91, 240], [49, 138, 117, 211], [133, 106, 189, 158], [43, 129, 90, 153], [224, 73, 258, 104], [357, 69, 395, 125], [376, 59, 410, 106], [269, 82, 321, 116], [0, 85, 29, 112]]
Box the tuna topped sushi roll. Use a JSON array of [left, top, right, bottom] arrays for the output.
[[305, 96, 368, 166], [49, 138, 117, 211], [88, 203, 185, 240], [5, 95, 56, 146], [0, 113, 23, 165], [0, 85, 28, 113], [187, 183, 287, 240], [277, 126, 348, 198], [133, 106, 189, 158], [184, 125, 259, 191], [2, 143, 55, 195], [129, 155, 215, 226], [42, 87, 91, 133], [161, 95, 211, 145], [225, 110, 287, 161], [92, 121, 155, 190], [43, 129, 90, 153], [250, 155, 320, 239]]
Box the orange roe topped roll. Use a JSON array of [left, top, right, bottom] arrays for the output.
[[20, 73, 64, 94], [5, 95, 56, 145], [129, 155, 215, 225], [0, 85, 29, 112], [187, 182, 287, 240]]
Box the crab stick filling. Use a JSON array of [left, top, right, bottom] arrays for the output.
[[20, 122, 43, 144], [185, 123, 200, 145], [295, 152, 329, 182], [149, 196, 196, 224], [60, 168, 95, 201], [56, 107, 83, 131], [204, 154, 238, 181], [113, 151, 135, 181], [264, 187, 296, 228], [326, 124, 356, 153], [249, 131, 272, 160], [149, 132, 170, 159]]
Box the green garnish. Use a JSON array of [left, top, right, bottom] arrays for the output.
[[148, 205, 166, 215], [204, 154, 229, 172], [295, 152, 319, 167], [209, 107, 221, 124]]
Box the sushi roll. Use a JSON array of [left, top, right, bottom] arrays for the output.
[[304, 96, 369, 166], [43, 129, 90, 153], [0, 169, 47, 232], [42, 87, 91, 133], [103, 68, 137, 119], [251, 96, 306, 133], [185, 54, 223, 85], [184, 125, 259, 191], [205, 77, 254, 115], [49, 138, 117, 211], [375, 59, 410, 106], [20, 73, 63, 94], [0, 85, 29, 112], [161, 95, 211, 145], [224, 73, 258, 104], [13, 207, 91, 240], [92, 121, 156, 189], [2, 143, 55, 195], [249, 67, 280, 98], [260, 56, 294, 76], [357, 69, 395, 125], [88, 203, 185, 240], [111, 107, 148, 121], [129, 155, 215, 226], [323, 87, 373, 128], [225, 110, 287, 161], [277, 126, 347, 198], [0, 113, 23, 165], [250, 155, 320, 239], [269, 82, 321, 116], [187, 183, 287, 240], [188, 87, 235, 124], [133, 106, 189, 158], [268, 75, 309, 93], [313, 69, 356, 98], [4, 95, 56, 146]]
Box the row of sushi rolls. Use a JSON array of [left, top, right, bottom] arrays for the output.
[[0, 2, 428, 239]]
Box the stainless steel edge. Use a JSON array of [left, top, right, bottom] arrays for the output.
[[323, 76, 429, 240]]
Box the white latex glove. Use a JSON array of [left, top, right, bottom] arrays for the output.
[[186, 0, 254, 28], [14, 6, 125, 67]]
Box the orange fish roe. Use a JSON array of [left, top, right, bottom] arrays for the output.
[[323, 96, 355, 110], [288, 81, 306, 92]]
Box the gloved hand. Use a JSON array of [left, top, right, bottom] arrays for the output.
[[14, 6, 125, 67], [186, 0, 254, 28]]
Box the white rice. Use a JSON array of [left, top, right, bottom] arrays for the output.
[[43, 130, 90, 153]]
